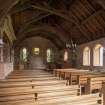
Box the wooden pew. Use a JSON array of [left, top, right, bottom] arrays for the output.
[[0, 77, 59, 82], [0, 79, 67, 88], [53, 69, 89, 80], [53, 68, 76, 77], [0, 69, 103, 105], [67, 71, 100, 85], [8, 70, 53, 79], [53, 69, 105, 95], [64, 71, 105, 94], [0, 93, 102, 105], [9, 70, 51, 75], [0, 69, 80, 103], [54, 69, 105, 86], [85, 76, 105, 94], [0, 85, 79, 102], [53, 69, 90, 86], [8, 74, 54, 79], [9, 72, 52, 76], [37, 93, 102, 105], [0, 99, 36, 105], [35, 85, 79, 94], [0, 87, 36, 96], [0, 94, 35, 102]]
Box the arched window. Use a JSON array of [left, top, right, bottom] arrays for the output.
[[47, 49, 51, 63], [20, 48, 28, 62], [93, 44, 103, 66], [83, 47, 90, 66], [33, 48, 40, 55], [47, 49, 54, 63], [64, 50, 68, 62]]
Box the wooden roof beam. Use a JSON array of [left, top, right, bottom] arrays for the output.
[[17, 13, 52, 35], [10, 2, 31, 14], [96, 0, 105, 10], [31, 4, 75, 24], [71, 9, 103, 39], [32, 4, 91, 41], [69, 9, 92, 41], [0, 0, 19, 27], [81, 9, 102, 25]]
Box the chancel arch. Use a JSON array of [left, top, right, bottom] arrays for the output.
[[14, 24, 68, 48], [16, 37, 60, 70], [14, 31, 65, 49]]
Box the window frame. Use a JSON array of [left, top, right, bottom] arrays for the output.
[[83, 47, 90, 66], [64, 50, 68, 62], [93, 44, 103, 67], [20, 48, 28, 62], [33, 48, 40, 55]]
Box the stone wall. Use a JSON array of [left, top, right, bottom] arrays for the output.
[[0, 62, 13, 79], [77, 38, 105, 71], [0, 42, 14, 79]]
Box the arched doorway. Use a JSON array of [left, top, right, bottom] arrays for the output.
[[29, 47, 46, 70]]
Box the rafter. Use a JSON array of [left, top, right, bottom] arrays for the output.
[[31, 4, 92, 41], [18, 13, 52, 35], [9, 2, 31, 14], [0, 0, 19, 26], [81, 9, 102, 25], [81, 0, 96, 12], [9, 1, 93, 42], [96, 0, 105, 10], [69, 11, 91, 40], [71, 9, 103, 40], [1, 0, 104, 45], [31, 4, 75, 24]]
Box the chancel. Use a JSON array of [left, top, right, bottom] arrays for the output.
[[1, 0, 105, 105]]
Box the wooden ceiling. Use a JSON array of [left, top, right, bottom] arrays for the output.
[[1, 0, 105, 48]]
